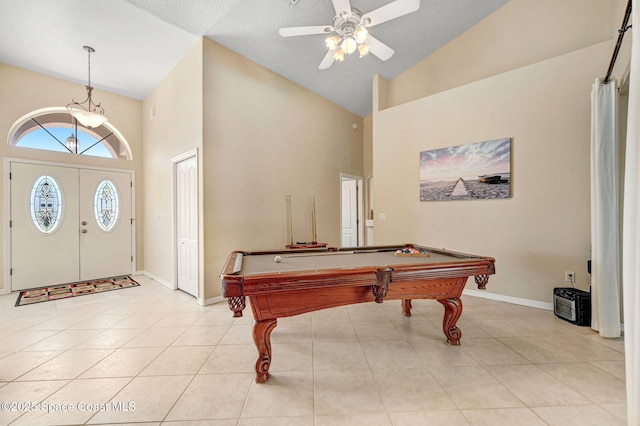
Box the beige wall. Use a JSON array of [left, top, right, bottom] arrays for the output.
[[0, 63, 143, 292], [388, 0, 626, 110], [374, 41, 611, 303], [202, 38, 363, 299], [141, 40, 204, 291], [367, 0, 630, 304]]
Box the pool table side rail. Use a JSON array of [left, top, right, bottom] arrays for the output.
[[240, 262, 492, 295], [239, 244, 487, 260], [220, 246, 495, 299]]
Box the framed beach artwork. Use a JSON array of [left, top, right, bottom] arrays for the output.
[[419, 137, 511, 201]]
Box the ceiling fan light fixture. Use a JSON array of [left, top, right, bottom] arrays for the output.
[[341, 36, 357, 55], [325, 35, 339, 51], [358, 42, 370, 58], [354, 26, 368, 44], [278, 0, 421, 69]]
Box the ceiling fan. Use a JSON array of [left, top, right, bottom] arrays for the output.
[[279, 0, 420, 70]]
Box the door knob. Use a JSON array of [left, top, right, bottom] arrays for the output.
[[82, 221, 87, 225], [81, 229, 87, 233]]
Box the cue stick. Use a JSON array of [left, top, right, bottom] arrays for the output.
[[312, 196, 317, 243], [284, 249, 396, 258], [287, 195, 293, 246]]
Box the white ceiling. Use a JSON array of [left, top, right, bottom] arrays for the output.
[[0, 0, 510, 117]]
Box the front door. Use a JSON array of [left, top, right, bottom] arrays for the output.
[[10, 163, 80, 289], [10, 162, 133, 290], [78, 168, 132, 281]]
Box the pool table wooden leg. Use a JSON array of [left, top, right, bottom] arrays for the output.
[[437, 297, 463, 345], [401, 299, 413, 316], [253, 318, 278, 383]]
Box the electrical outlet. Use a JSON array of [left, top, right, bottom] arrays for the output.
[[565, 271, 575, 282]]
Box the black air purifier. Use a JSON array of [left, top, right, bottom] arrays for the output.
[[553, 287, 591, 326]]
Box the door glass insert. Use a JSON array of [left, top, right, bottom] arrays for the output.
[[94, 180, 119, 232], [30, 175, 63, 234]]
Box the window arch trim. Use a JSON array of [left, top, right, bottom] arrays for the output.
[[7, 107, 133, 160]]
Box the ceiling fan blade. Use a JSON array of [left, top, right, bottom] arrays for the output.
[[319, 50, 335, 70], [367, 35, 395, 61], [332, 0, 352, 17], [279, 26, 333, 37], [362, 0, 420, 27]]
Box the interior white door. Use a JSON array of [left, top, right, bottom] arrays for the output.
[[79, 168, 132, 281], [10, 162, 80, 290], [10, 162, 133, 291], [341, 178, 358, 247], [176, 156, 198, 297]]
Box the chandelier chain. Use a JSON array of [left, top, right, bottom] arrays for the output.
[[87, 48, 91, 88], [83, 45, 96, 88]]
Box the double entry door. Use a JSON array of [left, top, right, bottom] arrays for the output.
[[10, 162, 133, 291]]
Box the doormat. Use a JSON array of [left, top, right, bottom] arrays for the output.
[[15, 276, 140, 307]]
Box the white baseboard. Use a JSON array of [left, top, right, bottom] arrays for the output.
[[463, 289, 628, 334], [136, 271, 222, 307], [137, 270, 175, 290], [463, 288, 554, 311], [204, 295, 225, 306]]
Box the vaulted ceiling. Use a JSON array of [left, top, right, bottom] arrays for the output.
[[0, 0, 510, 117]]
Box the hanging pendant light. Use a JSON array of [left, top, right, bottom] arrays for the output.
[[65, 133, 78, 153], [67, 46, 108, 128], [65, 115, 79, 153]]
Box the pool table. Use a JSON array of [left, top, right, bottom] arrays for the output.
[[220, 244, 495, 383]]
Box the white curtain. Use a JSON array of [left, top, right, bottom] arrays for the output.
[[590, 78, 621, 337], [623, 1, 640, 423]]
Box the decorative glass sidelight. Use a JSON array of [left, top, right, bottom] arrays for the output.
[[30, 175, 63, 234], [94, 180, 119, 232]]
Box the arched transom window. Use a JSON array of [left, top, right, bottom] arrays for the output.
[[8, 107, 132, 160]]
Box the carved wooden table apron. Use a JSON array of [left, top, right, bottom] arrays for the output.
[[220, 245, 495, 383]]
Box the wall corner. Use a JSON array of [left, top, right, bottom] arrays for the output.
[[373, 74, 389, 113]]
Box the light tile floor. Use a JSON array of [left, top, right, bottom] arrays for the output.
[[0, 275, 627, 425]]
